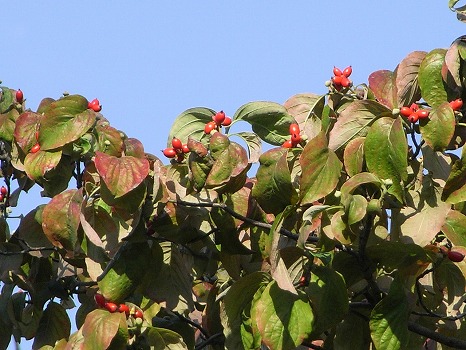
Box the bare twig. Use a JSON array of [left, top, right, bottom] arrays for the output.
[[194, 333, 224, 350]]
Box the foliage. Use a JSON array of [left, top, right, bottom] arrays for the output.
[[3, 6, 466, 350]]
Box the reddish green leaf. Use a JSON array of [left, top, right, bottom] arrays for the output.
[[442, 210, 466, 247], [39, 109, 96, 150], [328, 100, 392, 152], [370, 279, 410, 350], [418, 48, 448, 108], [419, 102, 455, 152], [144, 327, 188, 349], [123, 137, 145, 158], [42, 189, 83, 252], [95, 119, 124, 156], [231, 131, 262, 163], [0, 87, 14, 113], [442, 147, 466, 204], [340, 172, 382, 201], [24, 149, 62, 181], [368, 70, 397, 109], [299, 132, 342, 205], [347, 194, 368, 225], [233, 101, 295, 145], [364, 117, 408, 203], [443, 39, 463, 91], [81, 309, 128, 349], [252, 147, 294, 214], [15, 205, 54, 254], [94, 151, 149, 198], [40, 94, 88, 117], [168, 107, 216, 145], [395, 51, 426, 107], [284, 93, 326, 140], [251, 281, 314, 349], [32, 302, 70, 349], [343, 137, 365, 177], [14, 111, 42, 152], [0, 108, 19, 142]]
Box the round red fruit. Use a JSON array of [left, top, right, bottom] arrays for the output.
[[222, 116, 232, 127], [332, 75, 343, 85], [134, 309, 144, 319], [88, 98, 101, 112], [213, 111, 226, 125], [204, 121, 217, 134], [31, 143, 41, 153], [408, 114, 419, 123], [333, 67, 342, 76], [1, 186, 7, 196], [450, 98, 463, 111], [400, 106, 412, 117], [94, 293, 106, 307], [291, 133, 301, 144], [448, 250, 465, 262], [16, 89, 23, 104], [282, 140, 293, 148], [410, 103, 419, 112], [182, 144, 190, 154], [340, 76, 351, 88], [171, 137, 183, 150], [417, 110, 429, 119], [118, 304, 130, 315], [162, 148, 176, 158], [105, 302, 118, 313], [289, 123, 300, 135], [342, 66, 352, 77]]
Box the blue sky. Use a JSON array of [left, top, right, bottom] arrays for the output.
[[2, 1, 465, 348]]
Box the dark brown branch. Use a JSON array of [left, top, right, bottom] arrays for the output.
[[408, 321, 466, 349], [194, 333, 224, 350]]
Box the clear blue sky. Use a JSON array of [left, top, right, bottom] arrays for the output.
[[2, 1, 464, 348]]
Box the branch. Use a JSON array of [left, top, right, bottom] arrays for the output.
[[0, 238, 57, 255], [408, 321, 466, 349], [194, 333, 224, 350]]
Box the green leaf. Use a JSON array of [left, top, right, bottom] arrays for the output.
[[251, 280, 314, 349], [14, 111, 42, 152], [347, 194, 368, 225], [418, 48, 448, 108], [334, 311, 371, 350], [24, 149, 62, 181], [340, 172, 382, 202], [15, 205, 54, 253], [299, 132, 342, 205], [395, 51, 426, 107], [81, 309, 128, 350], [434, 259, 466, 304], [39, 110, 96, 150], [419, 102, 455, 151], [42, 189, 83, 252], [95, 119, 124, 156], [306, 265, 349, 337], [144, 327, 188, 350], [343, 137, 365, 177], [442, 147, 466, 203], [284, 93, 326, 140], [0, 108, 19, 142], [231, 131, 262, 163], [252, 147, 294, 214], [32, 302, 70, 349], [0, 87, 14, 113], [442, 209, 466, 246], [233, 101, 295, 145], [220, 272, 272, 350], [328, 100, 392, 152], [40, 94, 88, 117], [168, 107, 216, 145], [364, 116, 408, 203], [94, 151, 149, 199], [368, 70, 397, 109], [370, 279, 410, 350]]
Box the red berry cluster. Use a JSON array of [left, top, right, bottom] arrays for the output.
[[282, 123, 301, 148], [162, 137, 189, 162], [88, 98, 102, 112], [450, 98, 463, 111], [400, 103, 429, 123], [16, 89, 24, 104], [94, 293, 143, 319], [331, 66, 352, 89], [204, 111, 232, 134], [0, 186, 7, 203]]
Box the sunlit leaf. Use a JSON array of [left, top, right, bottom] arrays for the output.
[[24, 149, 62, 181], [368, 70, 397, 109], [442, 210, 466, 247], [395, 51, 426, 107], [418, 48, 448, 108], [144, 327, 188, 350], [81, 309, 128, 349], [419, 102, 455, 152], [231, 131, 262, 163], [343, 137, 365, 177], [168, 107, 216, 145]]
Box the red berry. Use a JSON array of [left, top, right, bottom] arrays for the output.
[[31, 143, 41, 153], [340, 76, 351, 88], [94, 293, 106, 307], [105, 302, 118, 313], [204, 121, 217, 134], [289, 123, 300, 135], [400, 106, 412, 117], [408, 114, 419, 123], [291, 133, 301, 144], [448, 250, 465, 262], [182, 144, 190, 154], [16, 89, 23, 104], [333, 67, 342, 76], [222, 116, 232, 127], [134, 309, 143, 319], [410, 103, 419, 112], [417, 110, 430, 119], [332, 75, 343, 85], [162, 148, 177, 158], [213, 111, 226, 125], [298, 275, 309, 287], [35, 130, 39, 141], [450, 98, 463, 111], [88, 98, 102, 112], [342, 66, 352, 77], [1, 186, 7, 196], [282, 140, 293, 148], [118, 304, 130, 315], [171, 137, 183, 150]]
